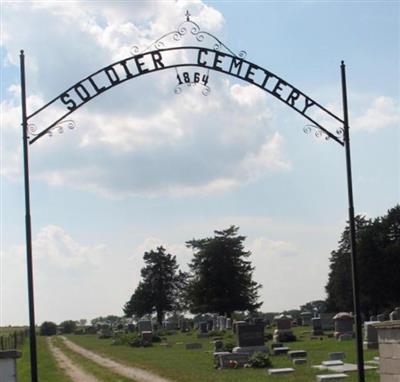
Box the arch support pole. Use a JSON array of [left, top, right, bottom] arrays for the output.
[[20, 50, 38, 382], [341, 61, 365, 382]]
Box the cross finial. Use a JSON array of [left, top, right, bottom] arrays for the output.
[[185, 10, 191, 22]]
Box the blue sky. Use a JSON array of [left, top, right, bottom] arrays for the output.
[[1, 1, 399, 325]]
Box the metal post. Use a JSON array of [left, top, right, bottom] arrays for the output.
[[20, 50, 38, 382], [341, 60, 365, 382]]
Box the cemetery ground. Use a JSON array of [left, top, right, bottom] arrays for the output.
[[14, 326, 379, 382]]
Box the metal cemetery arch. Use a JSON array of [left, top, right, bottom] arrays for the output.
[[20, 15, 365, 382]]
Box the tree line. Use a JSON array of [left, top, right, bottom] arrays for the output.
[[325, 205, 400, 316]]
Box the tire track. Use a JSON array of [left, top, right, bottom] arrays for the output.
[[60, 336, 174, 382], [47, 337, 100, 382]]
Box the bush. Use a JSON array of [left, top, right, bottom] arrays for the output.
[[155, 329, 175, 336], [151, 334, 162, 343], [112, 332, 155, 347], [222, 340, 235, 352], [208, 330, 225, 337], [60, 320, 77, 334], [264, 333, 273, 341], [112, 332, 138, 346], [40, 321, 57, 336], [249, 352, 272, 368]]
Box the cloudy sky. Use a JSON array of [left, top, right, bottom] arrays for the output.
[[1, 1, 399, 326]]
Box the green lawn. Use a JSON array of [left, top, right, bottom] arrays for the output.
[[17, 335, 73, 382], [66, 327, 380, 382]]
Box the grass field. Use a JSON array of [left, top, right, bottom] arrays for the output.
[[66, 326, 380, 382], [16, 336, 73, 382], [0, 326, 28, 335]]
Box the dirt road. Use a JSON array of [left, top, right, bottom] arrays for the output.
[[60, 336, 174, 382], [47, 337, 100, 382]]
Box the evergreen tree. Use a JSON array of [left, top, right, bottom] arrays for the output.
[[185, 226, 261, 317], [124, 246, 187, 324], [326, 205, 400, 315]]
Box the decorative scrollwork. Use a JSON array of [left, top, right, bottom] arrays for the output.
[[336, 127, 344, 136], [174, 82, 211, 97], [28, 123, 39, 136], [131, 15, 246, 59], [303, 124, 331, 141], [28, 120, 76, 137]]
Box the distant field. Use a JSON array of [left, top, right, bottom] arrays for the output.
[[0, 326, 28, 335], [66, 326, 380, 382]]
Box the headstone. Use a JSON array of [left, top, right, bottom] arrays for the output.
[[338, 334, 353, 341], [185, 342, 202, 350], [197, 321, 209, 338], [300, 311, 313, 326], [320, 313, 335, 331], [271, 342, 283, 349], [163, 321, 175, 331], [389, 307, 400, 321], [333, 313, 354, 339], [199, 321, 208, 333], [272, 347, 290, 355], [218, 316, 226, 330], [287, 350, 307, 359], [363, 321, 379, 349], [232, 321, 246, 334], [213, 316, 218, 331], [226, 318, 232, 330], [312, 317, 324, 335], [141, 331, 153, 344], [293, 358, 307, 365], [328, 352, 345, 361], [275, 315, 292, 330], [322, 360, 344, 366], [370, 315, 377, 322], [213, 340, 224, 352], [98, 326, 113, 339], [236, 323, 265, 347], [377, 313, 385, 322], [273, 314, 296, 342], [324, 363, 377, 373], [316, 374, 348, 381], [268, 368, 295, 375], [137, 320, 152, 333], [216, 353, 249, 369], [160, 342, 171, 347], [179, 319, 189, 332], [233, 323, 268, 355], [233, 345, 268, 355]]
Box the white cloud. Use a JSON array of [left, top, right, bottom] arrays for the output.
[[7, 225, 106, 269], [1, 225, 109, 325], [251, 237, 298, 258], [2, 3, 292, 198], [352, 96, 400, 132]]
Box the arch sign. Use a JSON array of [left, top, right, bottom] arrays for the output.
[[26, 14, 345, 145], [19, 12, 365, 382]]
